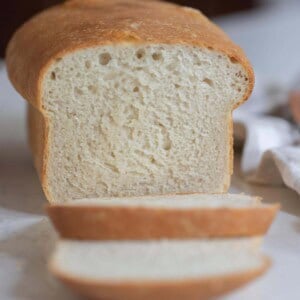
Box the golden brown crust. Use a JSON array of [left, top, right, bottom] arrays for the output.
[[49, 256, 270, 300], [6, 0, 254, 110], [47, 203, 279, 240], [6, 0, 254, 201], [27, 105, 51, 199], [27, 105, 45, 177]]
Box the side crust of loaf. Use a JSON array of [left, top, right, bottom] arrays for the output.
[[47, 202, 279, 240], [27, 105, 49, 183], [6, 0, 254, 202], [49, 256, 270, 300]]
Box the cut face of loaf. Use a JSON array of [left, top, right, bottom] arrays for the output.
[[49, 238, 269, 300], [47, 193, 279, 240], [43, 45, 249, 202], [6, 0, 254, 203]]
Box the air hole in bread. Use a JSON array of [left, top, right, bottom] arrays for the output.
[[235, 71, 243, 78], [152, 52, 162, 61], [51, 72, 56, 80], [230, 57, 238, 64], [85, 60, 91, 69], [163, 140, 172, 151], [175, 84, 180, 88], [136, 49, 145, 59], [157, 122, 172, 150], [133, 86, 139, 92], [99, 53, 112, 65], [203, 78, 214, 87], [74, 87, 83, 96], [88, 85, 98, 94], [150, 156, 157, 164]]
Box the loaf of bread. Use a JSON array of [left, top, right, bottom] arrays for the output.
[[6, 0, 254, 203], [49, 238, 269, 300], [47, 193, 278, 240]]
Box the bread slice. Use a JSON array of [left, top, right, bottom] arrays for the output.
[[49, 238, 269, 300], [6, 0, 254, 203], [47, 194, 278, 240]]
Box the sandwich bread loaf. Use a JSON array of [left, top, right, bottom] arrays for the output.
[[6, 0, 254, 203]]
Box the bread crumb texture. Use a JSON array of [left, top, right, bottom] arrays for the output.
[[43, 45, 249, 202]]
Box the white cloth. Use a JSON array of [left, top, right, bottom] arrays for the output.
[[234, 76, 300, 195]]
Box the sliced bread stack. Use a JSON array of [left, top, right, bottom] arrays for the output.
[[47, 193, 278, 300], [6, 0, 279, 299]]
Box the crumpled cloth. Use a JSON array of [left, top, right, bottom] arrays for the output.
[[233, 75, 300, 195]]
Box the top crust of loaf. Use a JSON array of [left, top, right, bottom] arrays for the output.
[[6, 0, 254, 110]]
